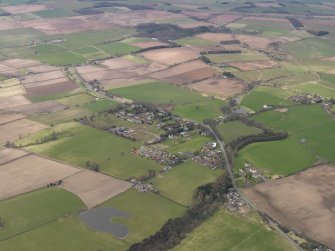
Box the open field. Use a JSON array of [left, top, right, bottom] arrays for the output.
[[149, 60, 216, 85], [0, 95, 31, 109], [207, 52, 268, 64], [217, 121, 262, 144], [0, 189, 185, 251], [61, 170, 132, 208], [229, 60, 279, 71], [241, 86, 293, 111], [6, 101, 66, 115], [0, 148, 29, 165], [189, 77, 246, 99], [0, 118, 47, 146], [163, 134, 212, 154], [140, 47, 199, 66], [255, 104, 335, 162], [2, 4, 47, 14], [0, 154, 80, 200], [287, 82, 335, 98], [174, 209, 296, 251], [244, 165, 335, 249], [0, 187, 85, 242], [0, 112, 25, 125], [151, 161, 222, 206], [24, 124, 162, 179]]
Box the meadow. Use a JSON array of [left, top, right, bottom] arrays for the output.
[[24, 123, 162, 179], [217, 121, 262, 144], [207, 52, 268, 64], [163, 133, 212, 154], [150, 161, 222, 206], [174, 209, 296, 251]]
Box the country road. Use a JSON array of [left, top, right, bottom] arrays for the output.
[[204, 125, 302, 251]]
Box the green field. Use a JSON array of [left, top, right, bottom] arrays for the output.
[[82, 99, 118, 113], [207, 52, 268, 63], [109, 82, 209, 105], [56, 93, 96, 107], [24, 123, 162, 179], [241, 86, 293, 111], [163, 133, 212, 154], [33, 8, 74, 18], [255, 104, 335, 162], [175, 37, 213, 46], [150, 161, 223, 206], [287, 82, 335, 98], [97, 42, 140, 56], [320, 73, 335, 84], [234, 136, 316, 176], [217, 121, 262, 144], [0, 28, 46, 49], [0, 189, 185, 251], [174, 209, 296, 251], [173, 99, 224, 123], [0, 188, 85, 242]]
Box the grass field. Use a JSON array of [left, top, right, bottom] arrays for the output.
[[82, 99, 118, 113], [24, 124, 162, 179], [0, 189, 185, 251], [207, 52, 268, 63], [173, 99, 224, 123], [150, 161, 222, 206], [56, 93, 96, 107], [33, 8, 74, 18], [255, 104, 335, 162], [0, 188, 85, 242], [163, 133, 212, 154], [109, 82, 210, 105], [234, 136, 316, 176], [97, 42, 140, 56], [217, 121, 262, 144], [175, 37, 213, 46], [287, 82, 335, 98], [174, 209, 296, 251], [320, 73, 335, 84], [241, 86, 293, 111], [0, 28, 45, 49]]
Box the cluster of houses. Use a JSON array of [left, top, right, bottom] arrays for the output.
[[130, 178, 154, 192], [136, 146, 182, 166], [108, 127, 136, 141], [193, 142, 222, 169], [290, 94, 323, 104], [224, 188, 248, 212], [239, 162, 267, 183]]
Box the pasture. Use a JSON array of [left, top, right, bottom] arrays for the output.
[[163, 133, 212, 154], [24, 124, 162, 179], [255, 104, 335, 162], [241, 86, 293, 111], [217, 121, 262, 144], [207, 52, 268, 64], [150, 161, 222, 206], [234, 137, 316, 176], [174, 209, 296, 251]]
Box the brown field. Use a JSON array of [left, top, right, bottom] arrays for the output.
[[2, 4, 47, 14], [7, 101, 66, 115], [242, 16, 290, 23], [101, 57, 138, 69], [323, 56, 335, 62], [254, 2, 282, 8], [0, 112, 25, 125], [208, 14, 241, 25], [176, 21, 212, 29], [196, 32, 234, 42], [0, 95, 31, 109], [0, 22, 20, 31], [189, 77, 246, 98], [1, 58, 40, 69], [236, 35, 271, 49], [60, 170, 133, 208], [22, 11, 181, 35], [229, 60, 279, 71], [0, 118, 47, 146], [140, 47, 199, 66], [76, 65, 106, 75], [244, 165, 335, 249], [149, 60, 217, 85], [0, 148, 29, 165], [0, 59, 58, 76], [0, 154, 80, 200], [80, 69, 136, 82], [21, 71, 65, 84], [101, 77, 147, 90], [132, 41, 168, 49]]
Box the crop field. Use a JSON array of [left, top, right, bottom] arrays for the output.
[[0, 118, 47, 146], [24, 124, 162, 179], [188, 77, 246, 99], [244, 165, 335, 250], [255, 104, 335, 162], [6, 100, 66, 115], [241, 86, 293, 111], [150, 161, 222, 206], [0, 187, 85, 242], [174, 209, 296, 251], [234, 137, 316, 176], [0, 153, 80, 200], [217, 121, 262, 144], [61, 170, 132, 208]]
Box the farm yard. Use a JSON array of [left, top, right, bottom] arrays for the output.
[[0, 0, 334, 250]]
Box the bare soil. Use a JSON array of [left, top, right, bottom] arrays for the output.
[[243, 165, 335, 250], [61, 170, 133, 208], [2, 4, 47, 14], [7, 101, 66, 115]]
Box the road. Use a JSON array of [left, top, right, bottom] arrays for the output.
[[204, 125, 302, 251]]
